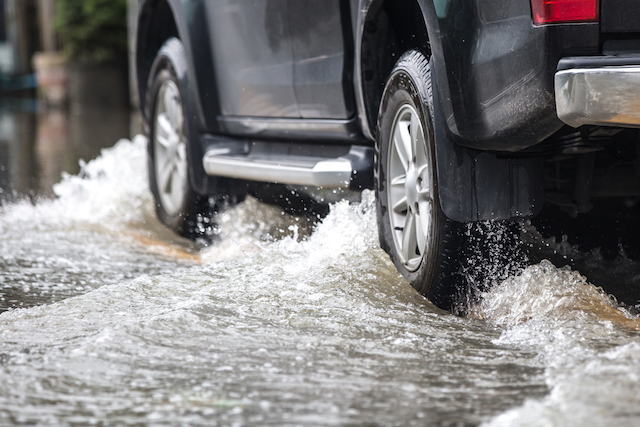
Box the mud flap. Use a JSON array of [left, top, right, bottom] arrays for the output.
[[431, 64, 544, 222]]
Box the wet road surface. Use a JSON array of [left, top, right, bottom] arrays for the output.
[[0, 135, 639, 425]]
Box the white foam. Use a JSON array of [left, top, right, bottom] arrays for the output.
[[1, 135, 154, 229], [2, 133, 640, 425], [478, 261, 640, 426]]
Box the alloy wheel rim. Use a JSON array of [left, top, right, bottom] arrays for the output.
[[387, 104, 433, 271], [154, 80, 187, 217]]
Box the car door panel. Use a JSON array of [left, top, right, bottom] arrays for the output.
[[288, 0, 355, 120], [206, 0, 300, 118]]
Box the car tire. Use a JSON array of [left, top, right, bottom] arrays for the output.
[[375, 50, 464, 310], [146, 38, 215, 240]]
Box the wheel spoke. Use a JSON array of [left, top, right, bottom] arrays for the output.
[[157, 134, 171, 151], [155, 140, 167, 167], [393, 124, 410, 172], [175, 144, 187, 183], [418, 187, 432, 202], [392, 195, 408, 214], [169, 168, 183, 209], [163, 87, 174, 126], [416, 158, 432, 203], [409, 112, 420, 162], [416, 163, 429, 176], [174, 103, 184, 134], [159, 160, 174, 194], [161, 146, 175, 173], [170, 102, 178, 130], [170, 97, 183, 132], [415, 213, 427, 256], [401, 213, 417, 262], [390, 174, 406, 187], [157, 114, 173, 147], [400, 119, 413, 163]]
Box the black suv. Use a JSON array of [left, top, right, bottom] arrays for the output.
[[135, 0, 640, 309]]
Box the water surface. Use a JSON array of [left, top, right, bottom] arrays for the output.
[[0, 137, 638, 425]]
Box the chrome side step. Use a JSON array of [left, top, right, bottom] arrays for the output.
[[202, 144, 372, 189]]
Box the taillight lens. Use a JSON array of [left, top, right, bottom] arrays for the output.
[[531, 0, 600, 25]]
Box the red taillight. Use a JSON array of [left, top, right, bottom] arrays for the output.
[[531, 0, 600, 25]]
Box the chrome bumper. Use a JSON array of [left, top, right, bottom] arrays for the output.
[[555, 65, 640, 128]]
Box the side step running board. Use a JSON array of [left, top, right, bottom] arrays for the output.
[[202, 144, 373, 189]]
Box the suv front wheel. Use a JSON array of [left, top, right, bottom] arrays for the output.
[[146, 38, 214, 239]]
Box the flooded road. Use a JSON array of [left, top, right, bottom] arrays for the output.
[[1, 136, 639, 425]]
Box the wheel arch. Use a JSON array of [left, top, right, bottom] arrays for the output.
[[358, 0, 435, 140], [136, 0, 219, 135], [136, 0, 179, 126], [137, 0, 223, 195], [359, 0, 545, 223]]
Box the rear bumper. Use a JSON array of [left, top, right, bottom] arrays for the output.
[[555, 56, 640, 128]]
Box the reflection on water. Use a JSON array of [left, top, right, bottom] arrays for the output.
[[0, 99, 133, 202]]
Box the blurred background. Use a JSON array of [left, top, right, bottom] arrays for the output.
[[0, 0, 141, 203]]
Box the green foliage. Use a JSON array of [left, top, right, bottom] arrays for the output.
[[55, 0, 128, 63]]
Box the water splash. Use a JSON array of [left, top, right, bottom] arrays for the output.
[[452, 220, 529, 313], [477, 260, 640, 426], [0, 136, 189, 312], [1, 135, 154, 229], [472, 260, 637, 329], [2, 135, 640, 425], [522, 218, 640, 310]]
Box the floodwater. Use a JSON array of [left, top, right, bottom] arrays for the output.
[[1, 111, 640, 425]]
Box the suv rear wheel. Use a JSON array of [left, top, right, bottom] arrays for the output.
[[376, 51, 464, 310]]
